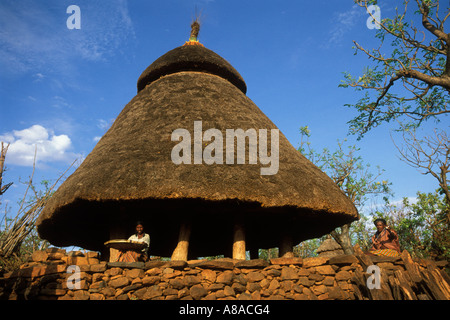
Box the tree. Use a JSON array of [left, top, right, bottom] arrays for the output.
[[340, 0, 449, 138], [372, 190, 449, 259], [0, 142, 75, 272], [0, 142, 13, 197], [298, 126, 392, 254], [392, 127, 450, 223]]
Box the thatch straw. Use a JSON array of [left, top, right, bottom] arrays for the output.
[[36, 44, 358, 258]]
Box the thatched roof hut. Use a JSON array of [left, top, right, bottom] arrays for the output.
[[316, 236, 345, 257], [36, 23, 358, 260]]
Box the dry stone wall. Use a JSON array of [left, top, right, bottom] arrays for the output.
[[0, 248, 448, 300]]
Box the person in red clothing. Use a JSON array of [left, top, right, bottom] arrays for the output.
[[369, 218, 401, 257]]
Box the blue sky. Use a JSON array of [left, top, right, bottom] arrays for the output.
[[0, 0, 448, 221]]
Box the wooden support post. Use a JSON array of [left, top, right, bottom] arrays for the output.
[[171, 221, 191, 261], [279, 234, 294, 258], [233, 221, 246, 260]]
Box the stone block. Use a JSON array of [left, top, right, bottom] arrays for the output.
[[109, 276, 130, 289], [31, 251, 48, 262], [328, 255, 359, 266], [315, 265, 336, 276], [246, 271, 265, 282], [190, 260, 234, 270], [169, 278, 185, 290], [142, 276, 160, 286], [335, 270, 352, 281], [143, 286, 163, 300], [183, 275, 201, 287], [73, 290, 90, 300], [303, 257, 329, 268], [216, 270, 234, 285], [235, 259, 269, 268], [270, 257, 303, 266], [90, 262, 107, 273], [201, 269, 216, 283], [281, 267, 299, 280], [126, 268, 145, 279], [190, 284, 208, 300]]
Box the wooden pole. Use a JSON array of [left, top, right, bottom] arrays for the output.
[[232, 221, 246, 260], [171, 221, 191, 261], [279, 234, 294, 258]]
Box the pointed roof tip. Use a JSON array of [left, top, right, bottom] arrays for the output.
[[183, 19, 203, 47]]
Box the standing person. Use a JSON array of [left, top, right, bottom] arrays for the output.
[[369, 218, 401, 257], [118, 221, 150, 262]]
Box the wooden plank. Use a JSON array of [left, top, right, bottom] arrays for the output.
[[419, 269, 446, 300], [351, 269, 370, 300], [428, 269, 450, 299], [388, 275, 402, 300], [378, 271, 394, 300], [400, 250, 422, 284], [439, 268, 450, 286], [354, 252, 373, 271], [394, 269, 417, 300], [351, 283, 365, 300]]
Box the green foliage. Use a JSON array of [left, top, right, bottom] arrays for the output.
[[298, 127, 392, 211], [348, 214, 373, 251], [342, 0, 450, 139], [298, 126, 392, 254], [372, 190, 450, 259], [293, 238, 322, 258]]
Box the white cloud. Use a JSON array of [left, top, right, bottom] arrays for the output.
[[322, 5, 364, 48], [0, 125, 82, 167]]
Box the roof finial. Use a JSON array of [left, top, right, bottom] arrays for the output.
[[184, 17, 204, 47], [190, 20, 200, 41]]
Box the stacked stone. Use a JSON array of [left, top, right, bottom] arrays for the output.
[[0, 249, 448, 300]]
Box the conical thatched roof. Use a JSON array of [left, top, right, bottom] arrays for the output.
[[36, 39, 358, 258], [316, 237, 344, 257]]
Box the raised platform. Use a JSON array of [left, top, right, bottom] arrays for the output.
[[1, 248, 448, 300]]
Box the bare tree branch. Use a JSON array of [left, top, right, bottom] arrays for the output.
[[344, 0, 450, 137]]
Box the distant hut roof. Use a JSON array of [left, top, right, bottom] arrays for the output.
[[317, 237, 344, 257], [36, 29, 358, 258]]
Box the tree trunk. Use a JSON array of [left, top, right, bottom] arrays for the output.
[[232, 221, 246, 260], [171, 221, 191, 261], [279, 234, 294, 258], [331, 223, 354, 255]]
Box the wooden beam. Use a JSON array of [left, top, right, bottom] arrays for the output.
[[279, 234, 294, 258], [171, 221, 191, 261], [232, 221, 246, 260]]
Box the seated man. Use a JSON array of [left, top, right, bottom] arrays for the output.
[[118, 221, 150, 262], [369, 218, 401, 257]]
